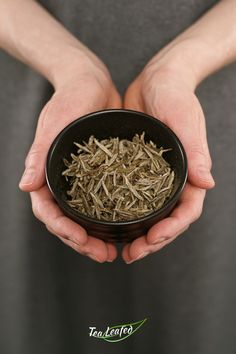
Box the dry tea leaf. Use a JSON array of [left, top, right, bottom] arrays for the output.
[[62, 132, 175, 221]]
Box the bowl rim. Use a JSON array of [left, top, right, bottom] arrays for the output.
[[45, 108, 188, 226]]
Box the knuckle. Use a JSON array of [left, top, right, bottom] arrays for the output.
[[202, 142, 213, 170], [66, 239, 83, 253], [191, 203, 203, 222], [173, 224, 189, 238], [183, 225, 190, 233], [38, 100, 54, 130], [53, 215, 65, 233], [32, 201, 42, 220], [207, 153, 213, 170], [190, 142, 213, 170], [46, 225, 56, 235], [189, 143, 205, 159], [25, 142, 43, 167]]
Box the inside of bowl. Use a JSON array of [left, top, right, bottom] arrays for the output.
[[47, 110, 187, 216]]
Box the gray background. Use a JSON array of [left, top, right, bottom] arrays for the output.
[[0, 1, 236, 353]]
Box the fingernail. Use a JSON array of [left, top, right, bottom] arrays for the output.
[[126, 260, 134, 264], [107, 258, 114, 263], [126, 251, 149, 264], [87, 253, 103, 263], [19, 169, 35, 186]]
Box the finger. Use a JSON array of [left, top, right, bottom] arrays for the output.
[[31, 185, 117, 262], [30, 185, 88, 246], [122, 243, 132, 263], [147, 183, 205, 244], [185, 102, 214, 188], [123, 183, 205, 263], [60, 235, 117, 263], [144, 90, 215, 190], [47, 220, 117, 262], [57, 235, 108, 263], [122, 226, 189, 264], [48, 224, 117, 263], [19, 101, 52, 191], [186, 138, 215, 190], [45, 225, 117, 262], [168, 119, 214, 190], [19, 95, 106, 192], [146, 227, 188, 256], [122, 235, 161, 264], [106, 242, 118, 262], [122, 237, 148, 264], [123, 79, 145, 112], [174, 107, 215, 190], [46, 225, 80, 243], [107, 86, 122, 109]]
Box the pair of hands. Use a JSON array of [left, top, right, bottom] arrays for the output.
[[19, 50, 215, 264]]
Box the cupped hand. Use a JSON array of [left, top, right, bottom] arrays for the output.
[[19, 55, 121, 263], [122, 62, 215, 264]]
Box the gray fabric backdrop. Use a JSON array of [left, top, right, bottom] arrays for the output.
[[0, 1, 236, 353]]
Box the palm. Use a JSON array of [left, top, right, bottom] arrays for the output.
[[24, 74, 121, 262], [122, 72, 214, 263]]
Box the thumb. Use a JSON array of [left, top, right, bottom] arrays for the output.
[[107, 86, 122, 109], [187, 142, 215, 189], [19, 94, 107, 192], [124, 79, 145, 112], [19, 140, 48, 192], [19, 100, 53, 192]]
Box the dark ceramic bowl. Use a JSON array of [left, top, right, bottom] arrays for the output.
[[46, 109, 187, 243]]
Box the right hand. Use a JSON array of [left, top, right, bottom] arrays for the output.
[[122, 55, 215, 263], [19, 53, 121, 263]]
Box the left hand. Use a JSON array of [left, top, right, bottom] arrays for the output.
[[19, 54, 121, 263], [122, 58, 215, 264]]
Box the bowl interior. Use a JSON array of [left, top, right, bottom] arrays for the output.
[[46, 109, 187, 223]]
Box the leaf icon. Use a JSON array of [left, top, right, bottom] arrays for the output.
[[100, 318, 147, 343]]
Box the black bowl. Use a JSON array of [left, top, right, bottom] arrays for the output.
[[46, 109, 187, 243]]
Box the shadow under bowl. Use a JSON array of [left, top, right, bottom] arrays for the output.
[[46, 109, 188, 243]]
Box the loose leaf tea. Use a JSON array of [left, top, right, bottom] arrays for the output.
[[62, 132, 175, 221]]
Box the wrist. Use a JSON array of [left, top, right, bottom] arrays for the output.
[[46, 45, 111, 90], [145, 38, 213, 91]]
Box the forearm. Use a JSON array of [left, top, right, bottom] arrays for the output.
[[0, 0, 107, 88], [149, 0, 236, 88]]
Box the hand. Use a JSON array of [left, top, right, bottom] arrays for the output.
[[19, 54, 121, 263], [122, 59, 215, 264]]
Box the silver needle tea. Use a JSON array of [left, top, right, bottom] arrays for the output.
[[62, 132, 175, 221]]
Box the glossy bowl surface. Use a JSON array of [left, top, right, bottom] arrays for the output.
[[46, 109, 188, 243]]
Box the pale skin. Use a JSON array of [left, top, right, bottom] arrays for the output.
[[0, 0, 236, 263]]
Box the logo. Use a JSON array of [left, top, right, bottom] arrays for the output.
[[89, 318, 147, 342]]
